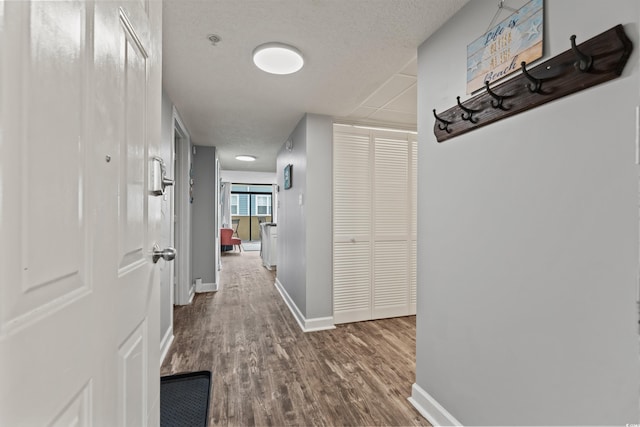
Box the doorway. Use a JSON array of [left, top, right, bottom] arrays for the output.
[[230, 184, 273, 244]]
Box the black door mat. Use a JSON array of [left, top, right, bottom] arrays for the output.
[[160, 371, 211, 427]]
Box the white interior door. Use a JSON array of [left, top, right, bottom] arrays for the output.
[[0, 1, 163, 425]]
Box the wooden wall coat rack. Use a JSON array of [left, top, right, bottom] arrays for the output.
[[433, 25, 633, 143]]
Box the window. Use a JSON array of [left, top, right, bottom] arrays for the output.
[[255, 195, 271, 216], [231, 194, 239, 215]]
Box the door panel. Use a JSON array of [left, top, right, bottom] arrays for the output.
[[118, 8, 148, 274], [373, 240, 409, 319], [118, 319, 148, 427], [373, 134, 410, 319], [333, 241, 371, 324], [374, 135, 409, 240], [333, 129, 371, 244], [115, 7, 153, 426], [2, 0, 89, 334], [333, 128, 372, 323], [410, 138, 417, 314], [0, 2, 94, 424], [410, 240, 417, 313], [0, 1, 163, 425], [50, 382, 92, 427]]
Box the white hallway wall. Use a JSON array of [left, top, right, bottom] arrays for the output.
[[414, 0, 640, 425]]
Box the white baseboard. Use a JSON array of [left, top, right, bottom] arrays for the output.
[[303, 315, 335, 332], [196, 282, 218, 293], [408, 383, 462, 427], [159, 326, 174, 365], [274, 278, 335, 333]]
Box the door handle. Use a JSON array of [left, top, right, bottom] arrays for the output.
[[162, 176, 175, 188], [152, 244, 176, 263], [151, 156, 174, 196]]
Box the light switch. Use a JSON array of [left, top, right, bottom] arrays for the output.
[[298, 193, 303, 206]]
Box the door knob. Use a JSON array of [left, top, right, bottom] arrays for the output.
[[152, 244, 176, 263]]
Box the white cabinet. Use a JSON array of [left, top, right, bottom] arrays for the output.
[[260, 223, 277, 270]]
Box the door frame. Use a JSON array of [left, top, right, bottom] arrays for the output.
[[173, 107, 194, 305]]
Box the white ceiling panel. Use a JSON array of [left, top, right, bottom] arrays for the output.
[[399, 58, 419, 77], [368, 110, 417, 126], [348, 106, 378, 120], [384, 84, 418, 113], [362, 75, 417, 109]]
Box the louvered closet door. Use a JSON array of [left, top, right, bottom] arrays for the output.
[[409, 136, 418, 314], [373, 132, 410, 319], [333, 126, 417, 324], [333, 128, 372, 324]]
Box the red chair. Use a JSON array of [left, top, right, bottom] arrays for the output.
[[220, 228, 242, 252]]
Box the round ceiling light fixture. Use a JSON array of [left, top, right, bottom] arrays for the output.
[[235, 155, 257, 162], [252, 42, 304, 75]]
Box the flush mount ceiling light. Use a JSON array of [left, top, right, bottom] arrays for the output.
[[252, 42, 304, 75], [235, 155, 256, 162]]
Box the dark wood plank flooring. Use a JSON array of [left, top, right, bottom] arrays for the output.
[[161, 251, 428, 426]]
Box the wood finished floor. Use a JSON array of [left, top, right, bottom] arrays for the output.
[[161, 251, 428, 427]]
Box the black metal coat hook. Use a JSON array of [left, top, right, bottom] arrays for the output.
[[570, 35, 593, 72], [433, 109, 452, 133], [484, 80, 509, 110], [432, 25, 633, 143], [520, 61, 542, 93], [456, 96, 480, 123]]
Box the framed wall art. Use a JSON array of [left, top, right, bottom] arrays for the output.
[[284, 164, 292, 189]]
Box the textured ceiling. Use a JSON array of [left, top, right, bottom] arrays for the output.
[[162, 0, 469, 172]]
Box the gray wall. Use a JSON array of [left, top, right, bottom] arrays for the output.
[[277, 116, 308, 314], [416, 1, 640, 425], [192, 145, 218, 286], [276, 114, 333, 320], [304, 114, 333, 319]]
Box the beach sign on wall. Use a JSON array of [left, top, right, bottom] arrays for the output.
[[467, 0, 543, 94]]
